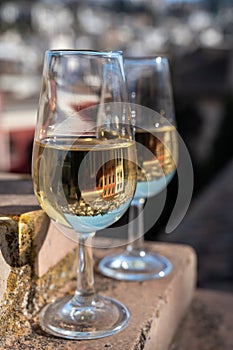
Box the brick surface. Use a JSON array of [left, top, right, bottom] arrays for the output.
[[0, 238, 196, 349]]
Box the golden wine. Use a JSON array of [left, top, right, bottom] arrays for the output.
[[134, 125, 177, 198], [33, 136, 137, 233]]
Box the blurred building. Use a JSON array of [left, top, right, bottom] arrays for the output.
[[0, 0, 232, 189]]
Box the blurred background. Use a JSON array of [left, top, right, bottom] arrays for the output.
[[0, 0, 232, 291], [1, 0, 233, 185]]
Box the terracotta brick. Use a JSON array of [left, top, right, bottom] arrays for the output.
[[0, 173, 197, 348]]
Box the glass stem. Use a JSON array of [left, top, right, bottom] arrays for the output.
[[127, 198, 145, 253], [74, 234, 96, 304]]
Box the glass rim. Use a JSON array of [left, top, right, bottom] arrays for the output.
[[45, 49, 123, 58]]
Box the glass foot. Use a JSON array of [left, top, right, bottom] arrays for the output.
[[39, 294, 130, 339], [98, 250, 172, 281]]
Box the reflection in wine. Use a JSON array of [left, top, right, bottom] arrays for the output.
[[33, 136, 137, 233]]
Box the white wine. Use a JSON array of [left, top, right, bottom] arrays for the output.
[[134, 125, 177, 198], [33, 136, 137, 233]]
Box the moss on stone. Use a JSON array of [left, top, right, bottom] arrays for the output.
[[0, 212, 77, 338], [0, 266, 32, 337]]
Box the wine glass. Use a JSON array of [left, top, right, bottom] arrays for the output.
[[98, 56, 178, 281], [32, 50, 137, 339]]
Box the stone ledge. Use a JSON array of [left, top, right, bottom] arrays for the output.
[[0, 223, 196, 350], [0, 211, 77, 336]]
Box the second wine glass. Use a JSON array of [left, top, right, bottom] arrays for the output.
[[98, 56, 178, 281]]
